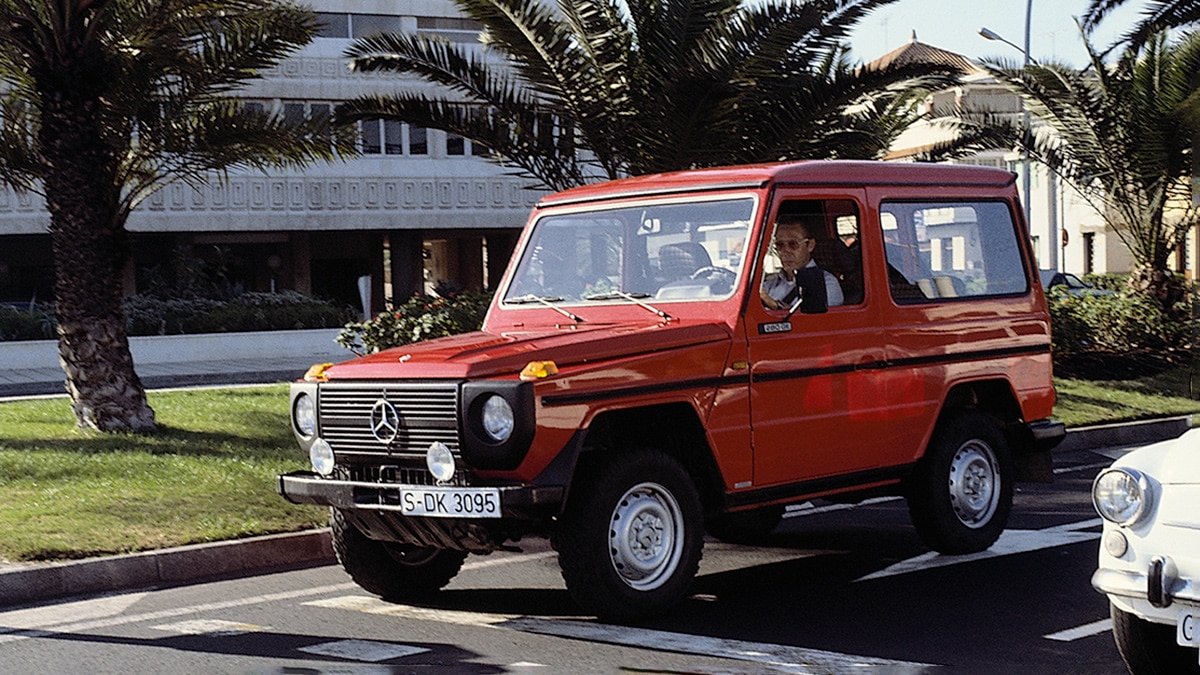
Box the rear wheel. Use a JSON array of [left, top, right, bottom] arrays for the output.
[[1111, 603, 1200, 674], [330, 508, 467, 601], [906, 412, 1013, 554], [556, 448, 704, 621]]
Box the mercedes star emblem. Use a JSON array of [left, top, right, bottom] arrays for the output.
[[369, 398, 401, 445]]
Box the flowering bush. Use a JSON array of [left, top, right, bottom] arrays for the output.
[[336, 292, 493, 355]]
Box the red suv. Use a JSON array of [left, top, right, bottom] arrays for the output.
[[279, 160, 1065, 619]]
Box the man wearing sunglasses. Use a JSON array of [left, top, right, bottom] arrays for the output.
[[760, 213, 845, 313]]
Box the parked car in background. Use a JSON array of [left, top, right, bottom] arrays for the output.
[[1040, 271, 1116, 296], [1092, 428, 1200, 673]]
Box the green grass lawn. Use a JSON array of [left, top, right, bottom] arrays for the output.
[[1, 364, 1198, 564], [0, 384, 325, 563]]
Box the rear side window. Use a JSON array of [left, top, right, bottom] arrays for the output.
[[881, 201, 1027, 303]]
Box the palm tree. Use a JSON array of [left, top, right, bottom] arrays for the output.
[[336, 0, 961, 191], [0, 0, 356, 432], [1083, 0, 1199, 48], [929, 31, 1200, 309]]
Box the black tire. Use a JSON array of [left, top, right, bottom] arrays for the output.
[[706, 505, 785, 544], [1111, 603, 1200, 674], [906, 411, 1013, 554], [555, 449, 704, 621], [330, 508, 467, 601]]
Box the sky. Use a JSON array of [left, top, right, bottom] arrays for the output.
[[847, 0, 1148, 66]]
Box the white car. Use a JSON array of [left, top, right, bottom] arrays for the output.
[[1092, 428, 1200, 673]]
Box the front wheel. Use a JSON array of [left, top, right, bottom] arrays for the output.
[[906, 412, 1013, 554], [330, 508, 467, 601], [555, 449, 704, 621], [1111, 603, 1200, 674]]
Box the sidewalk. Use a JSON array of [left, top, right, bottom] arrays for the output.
[[0, 329, 351, 398], [0, 341, 1192, 608]]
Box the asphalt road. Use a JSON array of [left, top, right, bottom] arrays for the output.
[[0, 446, 1127, 674]]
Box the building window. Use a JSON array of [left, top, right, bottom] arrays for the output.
[[350, 14, 403, 39], [409, 125, 428, 155], [384, 120, 404, 155], [416, 16, 483, 42], [314, 13, 349, 39], [447, 134, 465, 156], [1083, 232, 1095, 274]]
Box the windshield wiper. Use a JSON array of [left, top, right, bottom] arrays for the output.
[[583, 290, 672, 321], [506, 294, 585, 323]]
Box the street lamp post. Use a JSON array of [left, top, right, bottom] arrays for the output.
[[980, 0, 1055, 270]]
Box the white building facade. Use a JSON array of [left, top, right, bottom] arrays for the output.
[[0, 0, 544, 314]]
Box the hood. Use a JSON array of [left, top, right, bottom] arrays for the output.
[[321, 320, 731, 381], [1113, 427, 1200, 484]]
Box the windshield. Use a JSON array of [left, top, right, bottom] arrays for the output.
[[503, 196, 756, 304]]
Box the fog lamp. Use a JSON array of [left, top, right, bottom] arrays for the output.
[[427, 442, 456, 483], [309, 438, 334, 476]]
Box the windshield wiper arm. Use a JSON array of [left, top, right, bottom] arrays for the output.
[[507, 294, 585, 323], [584, 290, 671, 321]]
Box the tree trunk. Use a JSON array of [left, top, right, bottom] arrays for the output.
[[40, 75, 155, 432]]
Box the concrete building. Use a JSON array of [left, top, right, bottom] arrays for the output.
[[0, 1, 544, 315]]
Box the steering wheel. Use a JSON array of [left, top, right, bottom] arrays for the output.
[[690, 266, 736, 293]]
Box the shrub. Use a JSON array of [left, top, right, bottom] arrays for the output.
[[1048, 287, 1194, 357], [121, 291, 354, 337], [337, 291, 493, 354], [0, 304, 56, 341]]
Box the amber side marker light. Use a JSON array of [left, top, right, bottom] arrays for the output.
[[303, 363, 334, 382], [520, 360, 559, 381]]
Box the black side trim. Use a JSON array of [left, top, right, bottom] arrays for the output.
[[725, 463, 915, 509], [541, 343, 1050, 407], [542, 374, 750, 407]]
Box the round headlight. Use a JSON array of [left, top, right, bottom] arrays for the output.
[[294, 393, 316, 438], [427, 442, 456, 483], [310, 438, 335, 476], [481, 395, 515, 442], [1093, 468, 1149, 526]]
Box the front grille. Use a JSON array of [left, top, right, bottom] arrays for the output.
[[318, 381, 460, 463]]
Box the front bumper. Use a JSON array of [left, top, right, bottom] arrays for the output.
[[1093, 555, 1200, 622], [276, 471, 564, 520]]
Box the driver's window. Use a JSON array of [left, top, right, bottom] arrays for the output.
[[761, 200, 862, 312]]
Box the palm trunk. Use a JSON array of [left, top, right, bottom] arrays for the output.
[[41, 81, 155, 432]]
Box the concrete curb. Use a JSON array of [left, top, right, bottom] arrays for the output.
[[0, 529, 334, 608], [1057, 415, 1192, 452], [0, 416, 1191, 610]]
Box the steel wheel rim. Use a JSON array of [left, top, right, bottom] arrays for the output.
[[608, 481, 684, 591], [948, 440, 1000, 528]]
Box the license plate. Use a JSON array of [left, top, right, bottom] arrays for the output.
[[399, 487, 500, 518], [1178, 611, 1200, 653]]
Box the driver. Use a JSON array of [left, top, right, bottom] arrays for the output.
[[760, 214, 844, 311]]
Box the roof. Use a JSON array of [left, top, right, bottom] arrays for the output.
[[537, 160, 1015, 207], [867, 31, 980, 75]]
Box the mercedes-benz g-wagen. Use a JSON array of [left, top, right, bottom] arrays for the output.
[[278, 160, 1065, 620]]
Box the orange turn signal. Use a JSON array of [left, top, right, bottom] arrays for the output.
[[520, 360, 559, 381], [303, 362, 334, 382]]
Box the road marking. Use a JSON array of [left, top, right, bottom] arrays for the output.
[[783, 496, 899, 518], [1044, 619, 1112, 642], [461, 550, 557, 571], [0, 581, 358, 645], [151, 619, 267, 636], [298, 638, 429, 662], [313, 595, 935, 674], [856, 519, 1102, 582]]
